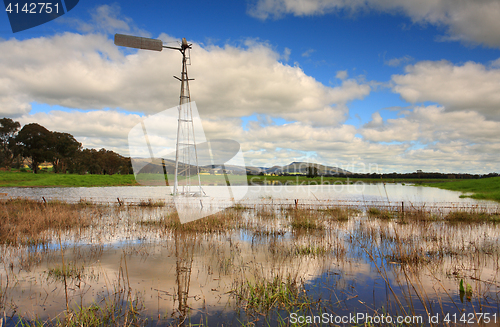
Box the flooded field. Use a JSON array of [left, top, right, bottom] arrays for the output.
[[0, 190, 499, 326], [2, 184, 498, 208]]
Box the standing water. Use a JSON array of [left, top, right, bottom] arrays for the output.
[[0, 185, 498, 326]]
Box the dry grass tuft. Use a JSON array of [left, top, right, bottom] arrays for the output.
[[137, 199, 166, 207], [445, 210, 500, 222], [139, 208, 243, 233], [0, 199, 95, 245], [367, 207, 396, 220], [289, 209, 324, 230], [319, 207, 358, 221]]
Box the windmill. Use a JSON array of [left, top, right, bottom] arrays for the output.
[[115, 34, 204, 197]]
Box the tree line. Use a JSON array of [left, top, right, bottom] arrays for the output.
[[0, 118, 132, 174], [345, 172, 494, 179]]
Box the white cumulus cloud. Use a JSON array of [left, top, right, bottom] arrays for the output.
[[248, 0, 500, 48], [392, 60, 500, 120], [0, 32, 370, 123]]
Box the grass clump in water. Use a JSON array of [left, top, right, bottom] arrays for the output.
[[367, 207, 396, 220], [0, 199, 95, 246], [139, 209, 242, 233], [290, 209, 324, 230], [137, 199, 165, 207], [231, 203, 251, 210], [175, 211, 240, 232], [15, 298, 145, 327], [293, 244, 328, 256], [400, 207, 439, 222], [234, 275, 315, 314], [47, 264, 85, 281], [445, 210, 500, 222], [318, 207, 357, 221]]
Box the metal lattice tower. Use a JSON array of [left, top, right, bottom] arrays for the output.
[[170, 38, 204, 196], [114, 34, 204, 197]]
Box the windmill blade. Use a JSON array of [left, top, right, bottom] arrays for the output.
[[114, 34, 163, 52]]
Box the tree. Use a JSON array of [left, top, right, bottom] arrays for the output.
[[16, 123, 55, 173], [306, 165, 318, 178], [0, 118, 21, 168], [52, 132, 82, 173], [97, 149, 129, 175], [71, 148, 131, 175], [72, 148, 99, 174]]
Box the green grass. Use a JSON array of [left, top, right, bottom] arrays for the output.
[[0, 170, 249, 187], [234, 275, 314, 314], [47, 264, 85, 280], [0, 170, 139, 187], [3, 171, 497, 199], [423, 177, 500, 202]]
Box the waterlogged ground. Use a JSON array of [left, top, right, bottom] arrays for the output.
[[2, 184, 498, 208], [1, 200, 500, 326]]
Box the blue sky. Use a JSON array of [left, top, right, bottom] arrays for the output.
[[1, 0, 500, 173]]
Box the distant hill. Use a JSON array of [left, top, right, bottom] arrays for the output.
[[131, 158, 350, 176], [246, 161, 351, 175], [131, 157, 247, 175]]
